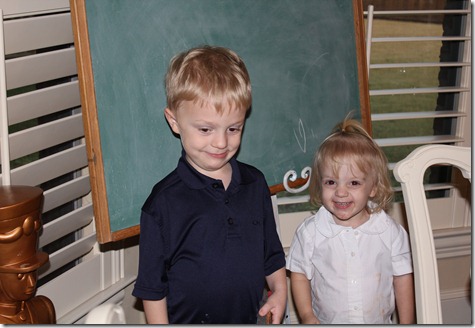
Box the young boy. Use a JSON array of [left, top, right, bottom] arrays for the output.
[[132, 45, 287, 324]]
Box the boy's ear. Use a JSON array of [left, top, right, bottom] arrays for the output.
[[164, 108, 180, 134]]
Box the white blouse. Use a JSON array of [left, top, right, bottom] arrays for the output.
[[286, 206, 413, 324]]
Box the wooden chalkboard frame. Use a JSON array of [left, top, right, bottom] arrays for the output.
[[70, 0, 370, 244]]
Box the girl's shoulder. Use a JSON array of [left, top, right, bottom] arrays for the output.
[[295, 207, 332, 237], [365, 210, 410, 241]]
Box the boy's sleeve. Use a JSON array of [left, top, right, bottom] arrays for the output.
[[132, 208, 169, 300], [262, 184, 286, 276]]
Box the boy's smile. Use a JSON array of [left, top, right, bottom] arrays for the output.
[[165, 100, 246, 185]]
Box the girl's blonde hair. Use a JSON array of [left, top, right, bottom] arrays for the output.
[[309, 117, 393, 213], [165, 45, 252, 113]]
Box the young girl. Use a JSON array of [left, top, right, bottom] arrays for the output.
[[286, 118, 415, 324]]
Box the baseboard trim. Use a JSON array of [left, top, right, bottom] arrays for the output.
[[434, 227, 471, 259], [441, 286, 471, 301]]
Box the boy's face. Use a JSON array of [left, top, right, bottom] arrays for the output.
[[319, 159, 377, 228], [165, 100, 246, 181]]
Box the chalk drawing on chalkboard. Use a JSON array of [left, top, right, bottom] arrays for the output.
[[293, 118, 307, 153]]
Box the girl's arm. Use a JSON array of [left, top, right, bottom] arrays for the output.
[[290, 271, 320, 324], [143, 298, 169, 324], [259, 267, 288, 324], [393, 273, 415, 324]]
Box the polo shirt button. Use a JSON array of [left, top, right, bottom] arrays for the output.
[[212, 183, 219, 188], [224, 199, 229, 204], [228, 218, 234, 225]]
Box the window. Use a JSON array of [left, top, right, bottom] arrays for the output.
[[363, 0, 471, 205]]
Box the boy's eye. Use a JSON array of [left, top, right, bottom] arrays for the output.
[[198, 127, 211, 133], [228, 127, 241, 133]]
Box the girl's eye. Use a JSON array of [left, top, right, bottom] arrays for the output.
[[350, 181, 361, 186], [324, 180, 335, 186]]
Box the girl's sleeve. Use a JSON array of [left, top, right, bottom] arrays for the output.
[[391, 222, 413, 276], [286, 218, 314, 280]]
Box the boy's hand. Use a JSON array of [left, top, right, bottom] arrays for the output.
[[261, 267, 287, 324], [258, 289, 287, 324]]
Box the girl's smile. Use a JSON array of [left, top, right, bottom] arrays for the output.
[[320, 160, 377, 228]]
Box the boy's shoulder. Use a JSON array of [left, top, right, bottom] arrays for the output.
[[142, 169, 181, 207], [235, 159, 263, 176], [234, 159, 269, 188]]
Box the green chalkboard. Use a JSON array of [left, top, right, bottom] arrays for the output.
[[71, 0, 370, 243]]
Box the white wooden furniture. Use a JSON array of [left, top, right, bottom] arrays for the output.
[[84, 303, 126, 324], [393, 144, 471, 324]]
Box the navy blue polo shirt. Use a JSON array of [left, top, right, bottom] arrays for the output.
[[132, 153, 285, 324]]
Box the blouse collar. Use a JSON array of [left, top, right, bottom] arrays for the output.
[[315, 204, 390, 238]]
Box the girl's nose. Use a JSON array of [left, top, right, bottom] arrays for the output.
[[335, 185, 348, 197]]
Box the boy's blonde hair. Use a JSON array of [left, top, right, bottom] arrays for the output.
[[165, 45, 252, 113], [309, 117, 393, 213]]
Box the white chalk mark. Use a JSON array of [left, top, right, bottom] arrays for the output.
[[302, 52, 328, 82], [293, 118, 307, 153]]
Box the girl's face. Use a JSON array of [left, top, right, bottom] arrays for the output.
[[320, 160, 377, 228], [164, 100, 246, 183]]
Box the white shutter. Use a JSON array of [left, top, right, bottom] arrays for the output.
[[0, 1, 130, 323]]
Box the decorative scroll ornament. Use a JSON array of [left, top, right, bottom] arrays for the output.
[[283, 166, 312, 194]]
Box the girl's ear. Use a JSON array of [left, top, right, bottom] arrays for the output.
[[369, 182, 378, 198], [164, 108, 180, 134]]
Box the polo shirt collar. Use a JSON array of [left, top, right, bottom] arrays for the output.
[[315, 203, 390, 238], [176, 150, 255, 190]]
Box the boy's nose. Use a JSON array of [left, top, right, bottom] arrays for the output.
[[212, 132, 227, 149]]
